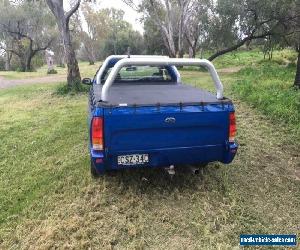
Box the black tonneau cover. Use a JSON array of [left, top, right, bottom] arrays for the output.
[[93, 82, 231, 107]]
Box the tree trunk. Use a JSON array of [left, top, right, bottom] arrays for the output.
[[245, 40, 251, 50], [46, 0, 81, 88], [163, 29, 176, 58], [57, 48, 65, 67], [26, 54, 33, 71], [199, 48, 203, 59], [188, 46, 196, 58], [208, 32, 272, 61], [66, 47, 80, 85], [162, 33, 176, 57], [192, 45, 196, 58], [64, 33, 81, 87], [178, 50, 184, 58], [5, 51, 12, 71], [113, 40, 117, 54], [178, 24, 184, 58], [88, 51, 95, 65], [294, 50, 300, 89], [208, 38, 249, 61], [188, 46, 193, 58], [84, 45, 95, 65], [185, 32, 197, 58], [61, 22, 81, 87], [19, 58, 26, 72]]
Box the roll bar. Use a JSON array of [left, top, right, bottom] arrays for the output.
[[101, 58, 224, 101], [96, 55, 181, 85]]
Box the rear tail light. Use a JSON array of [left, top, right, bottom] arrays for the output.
[[229, 112, 236, 142], [92, 117, 103, 150]]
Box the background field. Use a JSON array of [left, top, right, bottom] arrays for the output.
[[0, 50, 299, 249]]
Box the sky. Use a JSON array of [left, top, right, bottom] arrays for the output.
[[64, 0, 144, 34]]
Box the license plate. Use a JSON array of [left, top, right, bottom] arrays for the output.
[[117, 154, 149, 166]]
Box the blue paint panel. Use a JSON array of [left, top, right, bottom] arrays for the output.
[[105, 112, 228, 151], [107, 145, 224, 170], [90, 103, 238, 172]]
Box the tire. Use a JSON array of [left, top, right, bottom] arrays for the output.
[[91, 160, 100, 178]]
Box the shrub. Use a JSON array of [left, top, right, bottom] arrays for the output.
[[54, 81, 90, 95], [47, 68, 58, 74]]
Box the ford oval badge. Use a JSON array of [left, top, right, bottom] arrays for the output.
[[165, 117, 176, 123]]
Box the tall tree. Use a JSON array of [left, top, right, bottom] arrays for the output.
[[184, 0, 210, 57], [207, 0, 297, 61], [0, 0, 55, 71], [146, 0, 177, 57], [295, 45, 300, 88], [134, 0, 192, 57], [46, 0, 81, 88], [143, 16, 165, 54], [104, 8, 144, 56], [79, 4, 97, 64], [288, 2, 300, 88], [205, 0, 300, 89], [125, 0, 205, 57], [266, 0, 300, 88]]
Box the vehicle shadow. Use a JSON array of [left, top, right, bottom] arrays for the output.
[[94, 163, 230, 199]]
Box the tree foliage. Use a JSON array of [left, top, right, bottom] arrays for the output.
[[0, 0, 56, 71], [207, 0, 298, 61], [0, 0, 299, 87], [78, 5, 144, 61]]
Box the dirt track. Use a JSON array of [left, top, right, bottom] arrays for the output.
[[0, 67, 243, 90], [0, 75, 66, 89]]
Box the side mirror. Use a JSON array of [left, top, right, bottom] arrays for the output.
[[82, 78, 92, 85]]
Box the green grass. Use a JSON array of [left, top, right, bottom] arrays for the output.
[[0, 76, 299, 249], [0, 50, 299, 248], [0, 84, 88, 224], [212, 49, 264, 68], [206, 48, 297, 69], [231, 62, 300, 138], [54, 82, 90, 95]]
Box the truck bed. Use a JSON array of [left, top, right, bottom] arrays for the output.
[[93, 82, 231, 107]]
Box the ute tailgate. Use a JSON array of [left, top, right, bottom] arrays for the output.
[[103, 105, 232, 154]]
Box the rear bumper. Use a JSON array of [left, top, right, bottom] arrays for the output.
[[91, 142, 238, 173]]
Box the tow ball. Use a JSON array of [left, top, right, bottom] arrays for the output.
[[164, 165, 175, 177], [164, 165, 201, 177]]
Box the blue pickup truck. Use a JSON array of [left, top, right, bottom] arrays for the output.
[[82, 55, 238, 176]]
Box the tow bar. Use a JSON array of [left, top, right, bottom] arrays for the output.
[[164, 165, 175, 176]]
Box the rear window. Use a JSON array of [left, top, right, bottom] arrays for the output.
[[101, 65, 174, 84]]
